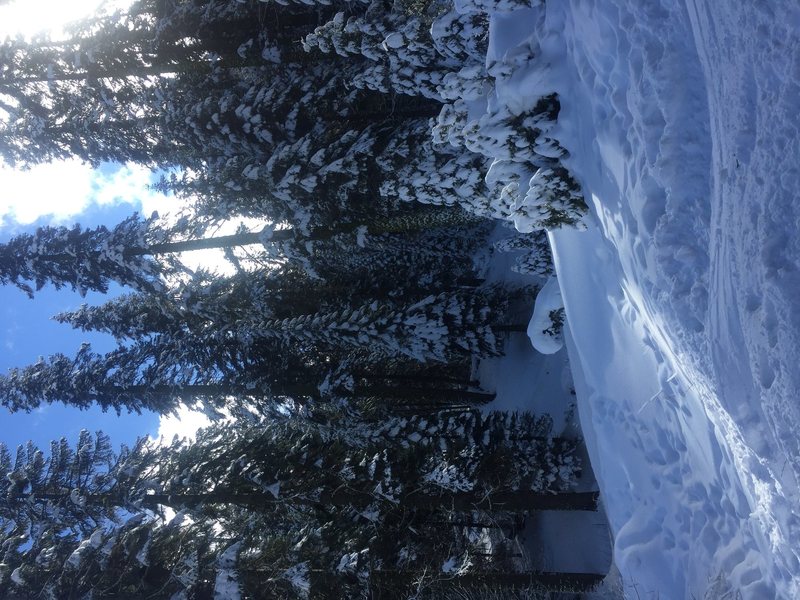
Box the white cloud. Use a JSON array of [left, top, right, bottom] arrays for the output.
[[0, 160, 95, 225], [154, 404, 212, 443], [0, 0, 131, 39], [0, 159, 267, 278], [0, 160, 180, 228]]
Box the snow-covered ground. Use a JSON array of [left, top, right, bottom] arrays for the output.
[[485, 0, 800, 597]]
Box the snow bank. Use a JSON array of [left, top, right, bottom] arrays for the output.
[[483, 0, 800, 597]]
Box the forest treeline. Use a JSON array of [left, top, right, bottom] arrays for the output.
[[0, 0, 597, 597]]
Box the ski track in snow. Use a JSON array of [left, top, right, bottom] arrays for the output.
[[490, 0, 800, 597]]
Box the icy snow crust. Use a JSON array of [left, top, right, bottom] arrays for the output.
[[487, 0, 800, 597]]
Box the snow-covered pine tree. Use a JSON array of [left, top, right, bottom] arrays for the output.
[[515, 166, 589, 231], [2, 491, 395, 599], [378, 123, 504, 219], [0, 332, 488, 418], [0, 0, 342, 166], [429, 10, 489, 64], [54, 224, 489, 341], [338, 409, 581, 495], [0, 411, 596, 599], [0, 430, 160, 552], [243, 288, 506, 363], [461, 95, 564, 165], [154, 413, 594, 520], [0, 337, 323, 416], [303, 9, 448, 100], [0, 214, 162, 297], [54, 277, 511, 369], [301, 224, 489, 289], [494, 230, 554, 277], [0, 14, 179, 166], [161, 57, 411, 172], [0, 213, 285, 298], [1, 0, 446, 173]]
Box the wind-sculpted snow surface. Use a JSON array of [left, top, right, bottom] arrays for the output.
[[483, 0, 800, 597]]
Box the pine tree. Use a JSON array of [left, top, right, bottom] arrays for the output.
[[0, 430, 158, 549], [461, 96, 564, 165], [0, 334, 498, 417], [0, 215, 162, 297], [0, 414, 597, 599], [240, 289, 505, 363], [376, 121, 506, 220], [0, 0, 438, 170], [0, 340, 292, 415], [515, 166, 589, 231], [303, 5, 483, 102], [54, 221, 491, 337], [153, 413, 591, 519], [0, 508, 236, 599], [0, 213, 285, 298]]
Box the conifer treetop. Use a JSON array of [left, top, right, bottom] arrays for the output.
[[0, 214, 162, 297]]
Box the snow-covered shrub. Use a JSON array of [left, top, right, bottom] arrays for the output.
[[494, 231, 554, 277], [430, 11, 489, 63], [544, 308, 565, 338], [438, 63, 492, 101], [484, 158, 532, 220], [528, 277, 566, 354], [432, 100, 470, 147], [455, 0, 543, 14], [462, 98, 563, 165], [514, 166, 589, 232]]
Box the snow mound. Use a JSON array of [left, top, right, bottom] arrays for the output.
[[527, 275, 564, 354]]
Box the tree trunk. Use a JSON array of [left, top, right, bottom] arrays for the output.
[[371, 569, 605, 594], [122, 222, 364, 256], [403, 490, 599, 512], [127, 229, 270, 255], [389, 404, 476, 415], [123, 208, 485, 257], [493, 324, 528, 333], [356, 371, 480, 388], [137, 489, 598, 514], [355, 384, 495, 404], [91, 381, 320, 404]]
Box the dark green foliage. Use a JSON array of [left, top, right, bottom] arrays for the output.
[[543, 308, 565, 338], [0, 215, 162, 297], [519, 167, 589, 231], [0, 0, 602, 595]]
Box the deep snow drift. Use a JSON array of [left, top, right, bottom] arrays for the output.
[[485, 0, 800, 597]]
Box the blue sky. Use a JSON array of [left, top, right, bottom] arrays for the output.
[[0, 1, 220, 455], [0, 183, 163, 453], [0, 1, 160, 457], [0, 161, 224, 454]]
